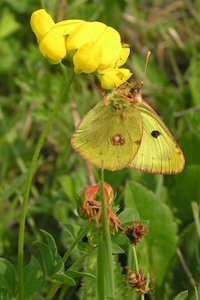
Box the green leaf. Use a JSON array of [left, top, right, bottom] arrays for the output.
[[118, 208, 140, 224], [40, 230, 58, 258], [51, 273, 76, 286], [32, 241, 55, 276], [59, 223, 81, 240], [59, 175, 77, 204], [111, 243, 125, 254], [111, 231, 129, 246], [0, 258, 17, 297], [33, 239, 64, 276], [38, 230, 64, 273], [0, 9, 20, 39], [124, 181, 178, 292], [173, 290, 188, 300], [66, 270, 96, 279], [23, 256, 43, 298], [53, 259, 64, 274]]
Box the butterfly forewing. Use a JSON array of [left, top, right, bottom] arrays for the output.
[[129, 100, 185, 174], [71, 101, 143, 170]]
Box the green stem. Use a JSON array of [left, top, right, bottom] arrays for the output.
[[17, 71, 74, 300], [45, 222, 91, 300], [155, 174, 163, 198], [194, 286, 199, 300], [99, 169, 114, 300], [62, 223, 91, 263], [69, 249, 90, 270], [96, 233, 106, 300], [132, 245, 139, 274], [192, 202, 200, 240]]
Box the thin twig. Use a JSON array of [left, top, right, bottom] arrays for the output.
[[176, 247, 196, 286], [57, 0, 67, 21], [174, 105, 200, 117]]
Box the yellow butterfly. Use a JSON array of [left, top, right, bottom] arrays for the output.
[[71, 82, 185, 174]]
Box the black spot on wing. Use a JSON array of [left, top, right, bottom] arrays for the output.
[[151, 130, 161, 138]]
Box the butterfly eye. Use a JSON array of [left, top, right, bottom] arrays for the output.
[[133, 89, 138, 95], [129, 88, 138, 95]]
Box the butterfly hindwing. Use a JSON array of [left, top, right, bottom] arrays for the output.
[[129, 100, 185, 174]]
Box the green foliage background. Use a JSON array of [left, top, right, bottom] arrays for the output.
[[0, 0, 200, 299]]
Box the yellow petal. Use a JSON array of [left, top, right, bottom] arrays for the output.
[[116, 45, 130, 67], [66, 21, 107, 51], [30, 9, 55, 42], [66, 21, 121, 67], [97, 68, 132, 89], [39, 30, 66, 64], [53, 19, 85, 35], [95, 26, 121, 66], [38, 20, 83, 64], [73, 42, 102, 74]]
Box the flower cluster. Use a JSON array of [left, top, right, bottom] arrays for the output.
[[125, 222, 148, 245], [81, 182, 123, 232], [30, 9, 132, 89], [128, 271, 150, 294]]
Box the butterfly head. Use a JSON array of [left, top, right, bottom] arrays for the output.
[[105, 81, 143, 110], [124, 82, 143, 103]]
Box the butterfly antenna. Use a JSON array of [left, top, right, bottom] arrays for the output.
[[132, 51, 151, 103], [141, 51, 151, 86]]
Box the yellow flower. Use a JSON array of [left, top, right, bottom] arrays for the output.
[[31, 9, 84, 64], [97, 68, 132, 89], [30, 9, 132, 89]]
